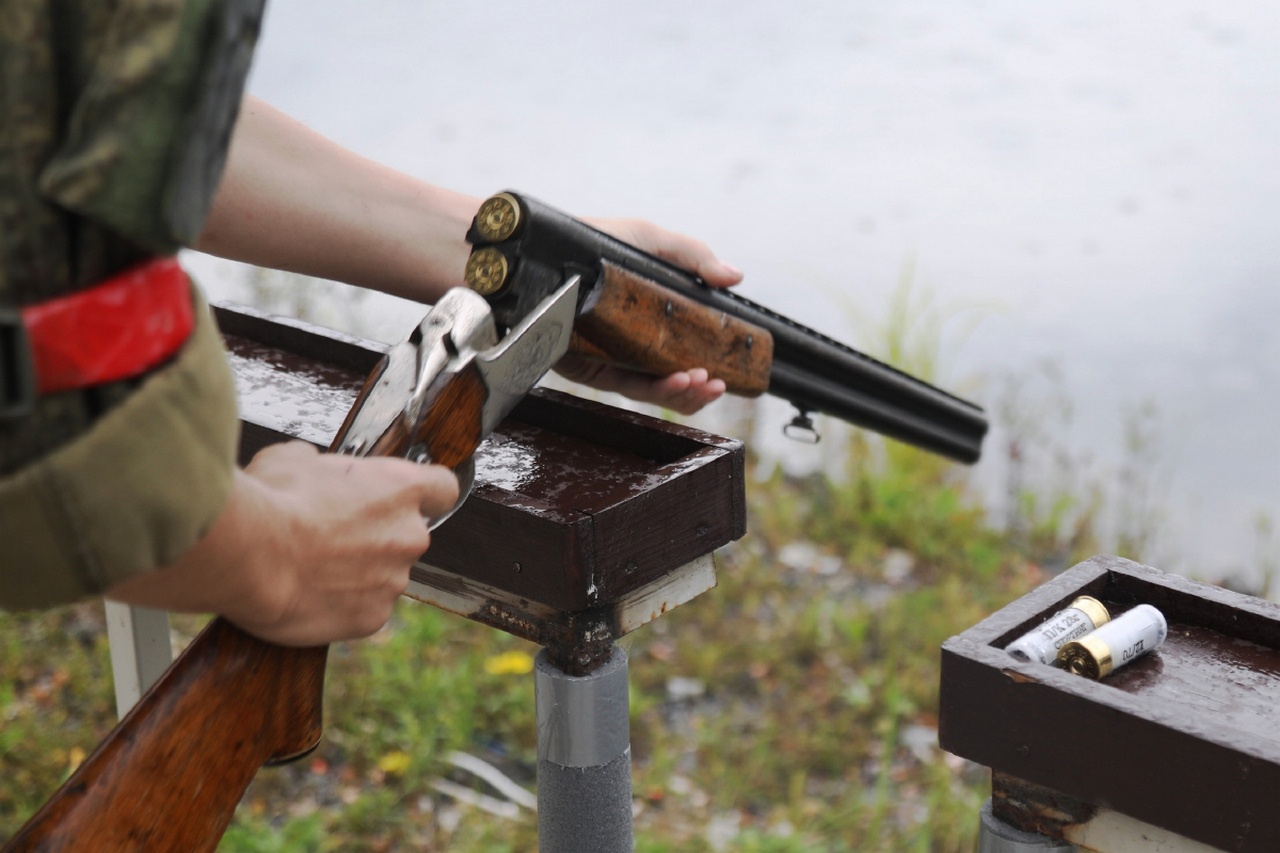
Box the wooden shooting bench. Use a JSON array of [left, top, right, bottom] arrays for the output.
[[105, 302, 744, 853], [940, 555, 1280, 853], [218, 301, 744, 658]]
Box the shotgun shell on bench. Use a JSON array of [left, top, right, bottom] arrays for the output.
[[1058, 603, 1168, 680], [1004, 595, 1111, 665]]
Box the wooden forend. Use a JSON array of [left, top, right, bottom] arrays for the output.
[[939, 555, 1280, 853], [216, 302, 746, 617]]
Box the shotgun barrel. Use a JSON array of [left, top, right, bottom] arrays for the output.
[[465, 192, 988, 464]]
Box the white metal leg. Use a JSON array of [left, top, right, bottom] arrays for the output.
[[104, 601, 172, 718]]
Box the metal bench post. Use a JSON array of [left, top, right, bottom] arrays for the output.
[[535, 646, 633, 853], [103, 601, 172, 717], [978, 800, 1076, 853]]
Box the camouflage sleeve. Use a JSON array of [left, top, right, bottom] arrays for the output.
[[0, 287, 241, 610], [37, 0, 266, 253]]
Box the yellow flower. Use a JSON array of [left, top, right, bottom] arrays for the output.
[[377, 750, 412, 776], [484, 650, 535, 676]]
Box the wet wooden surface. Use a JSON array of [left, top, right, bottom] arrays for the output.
[[1105, 620, 1280, 742], [940, 555, 1280, 853], [215, 303, 745, 615]]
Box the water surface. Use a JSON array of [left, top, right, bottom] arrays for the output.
[[188, 0, 1280, 583]]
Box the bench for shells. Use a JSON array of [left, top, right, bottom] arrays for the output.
[[108, 302, 746, 853], [940, 555, 1280, 853]]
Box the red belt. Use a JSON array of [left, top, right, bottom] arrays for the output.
[[1, 258, 194, 416]]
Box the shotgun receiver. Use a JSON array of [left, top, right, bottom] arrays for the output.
[[463, 191, 987, 463], [1, 282, 580, 852]]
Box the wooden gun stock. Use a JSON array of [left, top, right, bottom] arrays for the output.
[[3, 621, 326, 853], [569, 261, 774, 396], [3, 357, 488, 852]]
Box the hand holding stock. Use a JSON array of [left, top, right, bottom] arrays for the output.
[[213, 445, 457, 646], [558, 215, 741, 415], [4, 284, 578, 852]]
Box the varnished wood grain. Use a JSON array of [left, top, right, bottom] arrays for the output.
[[571, 261, 774, 396], [2, 620, 326, 853], [4, 314, 490, 852], [413, 363, 487, 469]]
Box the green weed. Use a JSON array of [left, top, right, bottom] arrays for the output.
[[0, 274, 1182, 850]]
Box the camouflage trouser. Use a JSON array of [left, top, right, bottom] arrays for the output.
[[0, 286, 240, 610]]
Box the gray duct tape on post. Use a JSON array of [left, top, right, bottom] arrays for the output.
[[534, 647, 631, 768]]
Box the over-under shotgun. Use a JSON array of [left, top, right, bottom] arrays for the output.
[[464, 191, 987, 462], [6, 193, 987, 851]]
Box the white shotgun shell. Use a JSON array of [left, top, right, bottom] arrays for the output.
[[1058, 603, 1168, 679], [1005, 595, 1111, 665]]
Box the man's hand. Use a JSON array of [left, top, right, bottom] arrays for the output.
[[107, 442, 459, 646], [557, 217, 745, 415], [587, 217, 743, 289]]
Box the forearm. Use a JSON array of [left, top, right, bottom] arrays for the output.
[[195, 97, 745, 414], [105, 443, 456, 647], [194, 97, 480, 304], [105, 470, 278, 619]]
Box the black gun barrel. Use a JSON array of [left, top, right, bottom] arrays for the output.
[[641, 274, 988, 464], [469, 192, 988, 464]]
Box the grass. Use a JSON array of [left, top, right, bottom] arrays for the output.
[[0, 271, 1156, 850], [0, 419, 1096, 852]]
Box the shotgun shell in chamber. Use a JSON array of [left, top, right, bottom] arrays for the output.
[[465, 247, 510, 296], [475, 192, 523, 242], [1004, 595, 1111, 665], [1057, 603, 1168, 680]]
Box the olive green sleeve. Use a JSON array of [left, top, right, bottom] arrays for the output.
[[0, 287, 240, 610]]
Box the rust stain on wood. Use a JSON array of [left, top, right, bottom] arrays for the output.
[[992, 772, 1097, 839], [1000, 667, 1042, 684]]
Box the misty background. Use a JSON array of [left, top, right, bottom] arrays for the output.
[[187, 0, 1280, 587]]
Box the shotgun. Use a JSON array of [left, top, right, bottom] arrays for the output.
[[1, 281, 581, 852], [6, 194, 987, 851], [464, 191, 987, 463]]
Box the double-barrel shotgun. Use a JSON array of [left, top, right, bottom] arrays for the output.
[[3, 194, 986, 852]]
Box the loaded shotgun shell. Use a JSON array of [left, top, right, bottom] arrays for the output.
[[1057, 603, 1168, 679], [1005, 595, 1111, 665], [465, 246, 510, 296], [474, 192, 523, 242]]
